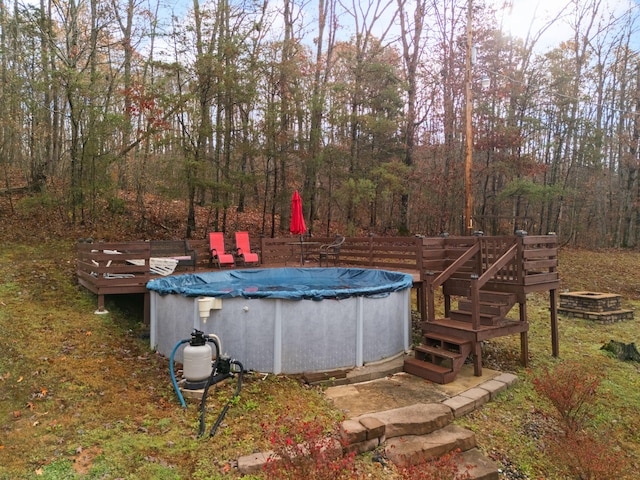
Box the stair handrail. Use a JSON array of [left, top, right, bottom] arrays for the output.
[[475, 239, 519, 290], [469, 239, 518, 330], [425, 241, 479, 323], [430, 241, 480, 290], [425, 238, 517, 325]]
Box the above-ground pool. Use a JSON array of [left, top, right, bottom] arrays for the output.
[[147, 268, 413, 374]]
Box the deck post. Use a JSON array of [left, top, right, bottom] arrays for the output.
[[550, 289, 559, 357], [96, 293, 107, 314], [473, 341, 482, 377], [143, 292, 150, 326], [519, 301, 529, 367], [470, 274, 483, 376], [444, 294, 451, 318], [415, 282, 424, 322], [426, 273, 435, 323], [470, 275, 480, 330]]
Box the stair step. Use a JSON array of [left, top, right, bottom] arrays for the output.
[[450, 309, 501, 326], [423, 331, 472, 347], [477, 290, 516, 304], [458, 299, 511, 316], [414, 345, 460, 371], [404, 356, 450, 374], [359, 402, 454, 439], [424, 317, 480, 332], [404, 357, 455, 384], [415, 344, 464, 361], [423, 334, 471, 354], [384, 424, 476, 467]]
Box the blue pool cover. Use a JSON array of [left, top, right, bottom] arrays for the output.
[[147, 268, 413, 301]]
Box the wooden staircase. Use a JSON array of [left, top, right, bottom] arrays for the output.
[[404, 332, 472, 384], [404, 234, 559, 384], [405, 287, 520, 384], [452, 291, 517, 326]]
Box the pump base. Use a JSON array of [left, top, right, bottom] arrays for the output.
[[183, 379, 208, 390], [179, 387, 205, 401]]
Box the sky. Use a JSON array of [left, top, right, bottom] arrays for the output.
[[274, 0, 637, 53], [22, 0, 636, 61], [488, 0, 640, 52]]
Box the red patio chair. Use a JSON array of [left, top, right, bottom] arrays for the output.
[[208, 232, 235, 268], [234, 231, 260, 266]]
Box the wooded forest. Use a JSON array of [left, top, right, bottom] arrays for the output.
[[0, 0, 639, 248]]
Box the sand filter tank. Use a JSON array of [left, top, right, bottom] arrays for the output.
[[183, 330, 212, 389]]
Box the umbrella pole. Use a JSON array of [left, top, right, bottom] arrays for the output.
[[299, 235, 303, 265]]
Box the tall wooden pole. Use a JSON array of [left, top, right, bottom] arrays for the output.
[[464, 0, 473, 234]]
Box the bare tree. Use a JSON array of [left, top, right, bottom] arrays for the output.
[[304, 0, 337, 235], [397, 0, 429, 234]]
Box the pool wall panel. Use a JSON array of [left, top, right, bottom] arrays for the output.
[[149, 269, 412, 374]]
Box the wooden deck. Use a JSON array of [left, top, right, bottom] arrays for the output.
[[77, 234, 559, 382], [77, 236, 426, 312]]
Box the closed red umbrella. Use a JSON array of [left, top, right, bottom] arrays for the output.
[[290, 190, 306, 237]]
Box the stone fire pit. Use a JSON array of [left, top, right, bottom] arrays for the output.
[[558, 291, 633, 324]]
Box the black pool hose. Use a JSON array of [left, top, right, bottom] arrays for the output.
[[209, 360, 244, 438], [198, 337, 222, 437]]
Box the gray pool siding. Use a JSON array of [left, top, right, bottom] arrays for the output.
[[150, 288, 410, 374]]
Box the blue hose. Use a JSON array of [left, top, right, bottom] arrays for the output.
[[170, 339, 190, 408]]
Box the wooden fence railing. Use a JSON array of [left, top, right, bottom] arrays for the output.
[[258, 236, 424, 271], [77, 241, 152, 312], [77, 234, 559, 322], [418, 234, 558, 287]]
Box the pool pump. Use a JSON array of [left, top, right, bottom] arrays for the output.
[[169, 329, 245, 438], [182, 330, 214, 390]]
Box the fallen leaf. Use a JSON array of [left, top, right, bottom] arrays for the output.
[[17, 376, 23, 383], [86, 331, 92, 336], [35, 468, 43, 475], [27, 402, 35, 410], [12, 411, 21, 418]]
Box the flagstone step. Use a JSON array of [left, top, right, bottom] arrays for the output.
[[237, 374, 518, 477], [384, 423, 477, 466]]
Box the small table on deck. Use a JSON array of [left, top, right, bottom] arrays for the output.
[[287, 241, 321, 266]]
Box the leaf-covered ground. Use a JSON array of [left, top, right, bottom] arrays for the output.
[[558, 248, 640, 301]]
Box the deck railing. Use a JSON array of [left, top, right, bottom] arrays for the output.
[[77, 234, 558, 321], [78, 235, 558, 283], [419, 235, 558, 285], [259, 235, 424, 270], [77, 241, 151, 311]]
